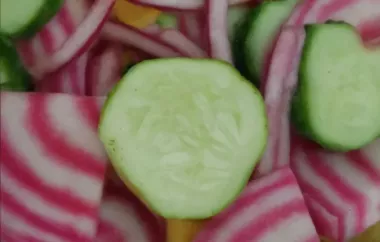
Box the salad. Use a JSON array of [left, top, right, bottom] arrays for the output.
[[0, 0, 379, 242]]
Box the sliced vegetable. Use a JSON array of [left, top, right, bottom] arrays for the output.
[[194, 167, 320, 242], [205, 0, 232, 63], [292, 22, 380, 151], [0, 36, 33, 91], [227, 6, 250, 42], [233, 0, 298, 85], [99, 58, 267, 219], [0, 0, 64, 39], [113, 0, 161, 29], [156, 13, 178, 29], [29, 0, 116, 79]]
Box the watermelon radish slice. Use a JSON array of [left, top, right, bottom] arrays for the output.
[[257, 0, 380, 177], [291, 138, 380, 242], [193, 167, 320, 242], [99, 58, 268, 219], [85, 42, 124, 96], [37, 53, 89, 95], [0, 92, 107, 241]]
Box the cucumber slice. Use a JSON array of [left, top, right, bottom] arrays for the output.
[[99, 58, 267, 219], [0, 36, 33, 91], [292, 22, 380, 151], [227, 6, 250, 42], [233, 0, 298, 85], [156, 13, 178, 29], [0, 0, 64, 39]]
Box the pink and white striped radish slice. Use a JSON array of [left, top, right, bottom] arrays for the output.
[[129, 0, 255, 11], [36, 53, 89, 95], [205, 0, 233, 63], [0, 92, 107, 241], [291, 138, 380, 242], [29, 0, 116, 79], [257, 0, 380, 177], [95, 183, 165, 242], [179, 12, 206, 50], [16, 0, 89, 68], [86, 42, 124, 96], [193, 167, 319, 242], [102, 22, 183, 57]]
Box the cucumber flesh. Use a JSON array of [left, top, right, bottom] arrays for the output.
[[0, 0, 64, 39], [234, 0, 298, 84], [99, 58, 267, 219], [227, 6, 250, 42], [292, 22, 380, 151], [0, 36, 33, 91]]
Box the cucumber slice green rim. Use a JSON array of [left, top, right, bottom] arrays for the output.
[[99, 58, 268, 219], [292, 22, 380, 151], [233, 0, 298, 85], [0, 0, 64, 39], [0, 36, 33, 91]]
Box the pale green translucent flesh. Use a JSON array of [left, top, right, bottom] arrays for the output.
[[306, 25, 380, 149], [0, 0, 45, 33], [99, 59, 267, 218], [246, 0, 298, 78]]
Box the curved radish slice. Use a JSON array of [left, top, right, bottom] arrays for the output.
[[291, 138, 380, 241], [193, 168, 319, 242], [159, 29, 207, 58], [102, 22, 183, 57], [96, 183, 165, 242], [205, 0, 232, 63], [37, 53, 89, 95], [0, 92, 107, 241], [86, 43, 123, 96], [129, 0, 255, 11], [257, 0, 380, 177], [29, 0, 116, 79], [179, 13, 204, 48], [16, 0, 90, 68]]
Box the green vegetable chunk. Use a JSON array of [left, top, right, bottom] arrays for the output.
[[99, 58, 268, 219]]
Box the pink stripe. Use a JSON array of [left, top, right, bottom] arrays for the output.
[[1, 190, 91, 241], [201, 173, 295, 240], [359, 17, 380, 43], [76, 98, 101, 132], [316, 0, 357, 21], [38, 27, 55, 54], [230, 199, 307, 241], [69, 59, 81, 94], [0, 132, 97, 216], [96, 220, 125, 242], [292, 0, 318, 25], [104, 183, 165, 242], [306, 152, 366, 234], [26, 95, 105, 179], [1, 223, 48, 242], [16, 41, 36, 67], [346, 150, 380, 185], [57, 3, 76, 36]]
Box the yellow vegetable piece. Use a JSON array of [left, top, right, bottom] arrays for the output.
[[113, 0, 161, 29]]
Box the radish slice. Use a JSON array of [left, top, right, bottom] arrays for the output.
[[86, 43, 123, 96], [256, 0, 380, 177], [159, 29, 207, 57], [179, 12, 204, 48], [16, 0, 90, 68], [205, 0, 233, 63], [95, 183, 165, 242], [102, 22, 183, 57], [37, 53, 89, 95], [29, 0, 116, 79], [291, 138, 380, 242], [129, 0, 255, 10], [0, 92, 107, 241], [194, 167, 320, 242]]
